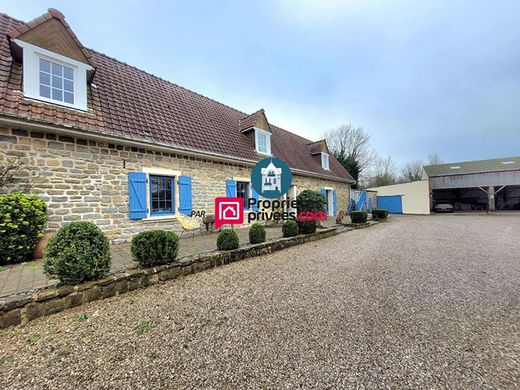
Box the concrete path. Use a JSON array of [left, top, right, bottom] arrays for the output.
[[0, 215, 518, 389]]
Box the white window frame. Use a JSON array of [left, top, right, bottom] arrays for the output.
[[14, 39, 93, 111], [142, 167, 181, 221], [254, 127, 272, 155], [321, 152, 330, 170]]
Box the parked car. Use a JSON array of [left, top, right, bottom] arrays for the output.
[[434, 203, 454, 213]]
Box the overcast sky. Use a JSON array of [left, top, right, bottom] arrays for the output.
[[2, 0, 520, 166]]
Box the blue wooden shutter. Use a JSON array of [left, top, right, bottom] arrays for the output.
[[333, 189, 337, 216], [128, 172, 147, 219], [252, 187, 259, 211], [178, 175, 192, 216], [226, 179, 237, 197]]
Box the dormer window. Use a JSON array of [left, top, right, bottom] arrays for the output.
[[255, 128, 271, 155], [13, 39, 92, 111], [321, 153, 330, 170]]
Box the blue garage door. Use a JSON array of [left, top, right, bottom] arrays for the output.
[[377, 195, 403, 214]]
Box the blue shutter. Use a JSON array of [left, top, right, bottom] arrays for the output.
[[333, 189, 337, 216], [226, 179, 237, 197], [252, 187, 259, 211], [128, 172, 147, 219], [178, 175, 192, 216]]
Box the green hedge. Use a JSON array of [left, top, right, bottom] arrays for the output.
[[0, 193, 47, 264], [217, 229, 239, 250], [296, 190, 324, 235], [131, 230, 180, 268], [43, 221, 111, 285], [249, 223, 266, 244], [351, 211, 368, 224], [282, 220, 299, 237], [372, 209, 388, 220], [298, 220, 317, 234]]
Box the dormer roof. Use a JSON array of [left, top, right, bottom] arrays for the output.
[[7, 8, 93, 69], [306, 139, 330, 155], [239, 109, 272, 133]]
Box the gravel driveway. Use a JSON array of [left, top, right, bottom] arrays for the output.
[[0, 215, 519, 389]]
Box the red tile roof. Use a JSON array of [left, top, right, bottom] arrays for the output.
[[0, 10, 354, 183]]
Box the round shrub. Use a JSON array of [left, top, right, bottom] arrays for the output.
[[131, 230, 180, 268], [351, 211, 368, 224], [282, 220, 299, 237], [43, 221, 110, 285], [372, 208, 389, 220], [249, 223, 266, 244], [296, 190, 325, 235], [0, 193, 47, 264], [217, 229, 239, 250]]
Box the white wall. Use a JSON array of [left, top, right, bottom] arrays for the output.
[[369, 180, 430, 215]]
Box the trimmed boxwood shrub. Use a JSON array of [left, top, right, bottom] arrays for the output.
[[282, 220, 299, 237], [217, 229, 239, 250], [131, 230, 180, 267], [0, 193, 47, 264], [296, 190, 326, 235], [43, 221, 111, 285], [249, 223, 266, 244], [372, 208, 389, 220], [351, 211, 368, 224]]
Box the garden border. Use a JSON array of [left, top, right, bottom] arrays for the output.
[[0, 221, 380, 328]]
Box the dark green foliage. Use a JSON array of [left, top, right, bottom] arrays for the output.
[[217, 229, 239, 250], [372, 209, 389, 220], [298, 220, 317, 234], [0, 193, 47, 264], [282, 220, 299, 237], [296, 190, 324, 235], [249, 223, 266, 244], [131, 230, 180, 267], [335, 152, 360, 189], [43, 221, 111, 285], [351, 211, 368, 224], [296, 190, 326, 214]]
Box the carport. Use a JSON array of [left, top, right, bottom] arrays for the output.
[[424, 157, 520, 212]]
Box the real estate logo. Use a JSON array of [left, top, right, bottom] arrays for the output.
[[251, 157, 292, 199], [214, 197, 244, 228]]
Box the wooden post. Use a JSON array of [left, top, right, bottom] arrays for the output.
[[488, 186, 495, 212]]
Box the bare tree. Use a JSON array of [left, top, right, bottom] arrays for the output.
[[0, 156, 35, 193], [324, 123, 376, 172], [427, 153, 443, 165], [400, 160, 424, 182], [367, 155, 398, 187]]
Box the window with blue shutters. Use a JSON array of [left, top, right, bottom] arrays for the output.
[[149, 175, 175, 216], [128, 172, 147, 219]]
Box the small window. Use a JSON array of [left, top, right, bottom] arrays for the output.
[[150, 175, 175, 216], [255, 129, 271, 155], [321, 153, 330, 170], [39, 58, 74, 104], [236, 181, 249, 210]]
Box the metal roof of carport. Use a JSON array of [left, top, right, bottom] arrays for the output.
[[424, 156, 520, 177]]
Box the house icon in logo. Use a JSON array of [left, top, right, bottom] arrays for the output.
[[261, 160, 282, 192]]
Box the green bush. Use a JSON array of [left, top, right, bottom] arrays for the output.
[[0, 193, 47, 264], [351, 211, 368, 224], [217, 229, 239, 250], [296, 190, 325, 235], [282, 220, 299, 237], [372, 209, 389, 220], [43, 221, 110, 285], [131, 230, 180, 268], [249, 223, 266, 244]]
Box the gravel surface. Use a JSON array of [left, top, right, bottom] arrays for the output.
[[0, 215, 519, 389]]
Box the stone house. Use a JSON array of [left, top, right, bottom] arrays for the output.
[[0, 9, 355, 243]]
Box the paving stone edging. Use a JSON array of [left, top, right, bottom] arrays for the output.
[[0, 222, 379, 328]]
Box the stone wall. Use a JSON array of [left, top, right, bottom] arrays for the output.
[[0, 126, 350, 243]]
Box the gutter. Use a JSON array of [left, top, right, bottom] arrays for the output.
[[0, 116, 355, 184]]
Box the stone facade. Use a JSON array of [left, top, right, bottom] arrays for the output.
[[0, 126, 350, 243]]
